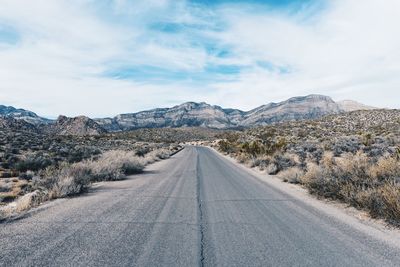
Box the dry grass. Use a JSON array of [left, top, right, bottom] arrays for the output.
[[300, 152, 400, 225], [0, 147, 179, 219], [0, 178, 29, 204], [15, 190, 45, 212], [278, 167, 304, 184], [87, 150, 144, 181], [215, 110, 400, 225]]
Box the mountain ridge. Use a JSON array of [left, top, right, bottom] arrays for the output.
[[0, 105, 51, 125], [1, 95, 378, 134], [95, 94, 377, 131]]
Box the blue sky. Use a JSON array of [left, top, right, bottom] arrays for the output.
[[0, 0, 399, 117]]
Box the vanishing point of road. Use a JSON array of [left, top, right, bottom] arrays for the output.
[[1, 146, 400, 266]]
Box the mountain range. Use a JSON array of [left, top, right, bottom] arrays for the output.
[[94, 95, 375, 131], [0, 105, 51, 125], [0, 95, 376, 135]]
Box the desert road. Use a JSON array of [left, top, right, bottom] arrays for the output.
[[1, 146, 400, 266]]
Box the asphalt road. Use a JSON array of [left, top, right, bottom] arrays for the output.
[[1, 146, 400, 266]]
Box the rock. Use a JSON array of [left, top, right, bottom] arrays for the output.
[[49, 115, 106, 136]]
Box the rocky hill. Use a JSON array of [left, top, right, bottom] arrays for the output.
[[49, 115, 106, 136], [96, 95, 373, 130], [96, 102, 237, 131], [0, 116, 39, 133], [0, 105, 51, 125], [240, 95, 341, 126], [337, 100, 376, 112]]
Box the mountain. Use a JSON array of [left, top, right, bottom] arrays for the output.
[[0, 116, 40, 133], [0, 105, 51, 125], [337, 100, 376, 112], [49, 115, 106, 136], [1, 95, 378, 133], [240, 95, 341, 126], [96, 94, 368, 130], [95, 102, 239, 131]]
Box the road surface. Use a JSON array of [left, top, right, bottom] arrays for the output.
[[1, 146, 400, 266]]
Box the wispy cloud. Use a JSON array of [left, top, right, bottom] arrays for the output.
[[0, 0, 399, 117]]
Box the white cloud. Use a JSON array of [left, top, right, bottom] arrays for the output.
[[0, 0, 399, 117], [210, 0, 400, 109]]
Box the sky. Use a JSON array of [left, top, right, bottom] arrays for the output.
[[0, 0, 399, 118]]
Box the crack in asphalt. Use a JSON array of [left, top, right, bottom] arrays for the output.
[[203, 198, 296, 203], [196, 152, 205, 267]]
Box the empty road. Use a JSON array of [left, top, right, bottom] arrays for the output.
[[1, 146, 400, 266]]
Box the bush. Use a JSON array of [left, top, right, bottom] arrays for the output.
[[143, 149, 170, 164], [300, 152, 400, 225], [35, 162, 92, 198], [278, 167, 304, 184], [15, 155, 52, 172], [88, 150, 145, 181]]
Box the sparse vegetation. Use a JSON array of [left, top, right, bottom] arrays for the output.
[[215, 109, 400, 225], [0, 122, 182, 219]]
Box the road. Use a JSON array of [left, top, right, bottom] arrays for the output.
[[1, 146, 400, 266]]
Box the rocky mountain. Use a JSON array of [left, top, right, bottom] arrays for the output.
[[0, 116, 40, 133], [0, 105, 51, 125], [1, 95, 378, 133], [96, 102, 239, 131], [337, 100, 376, 112], [49, 115, 106, 136], [96, 94, 371, 130], [240, 95, 341, 126]]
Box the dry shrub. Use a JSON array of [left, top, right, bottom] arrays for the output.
[[369, 156, 400, 181], [148, 149, 171, 160], [300, 162, 322, 185], [320, 151, 335, 169], [34, 149, 171, 199], [15, 190, 45, 212], [236, 153, 250, 164], [143, 149, 170, 164], [88, 150, 145, 181], [266, 163, 279, 175], [356, 184, 400, 225], [378, 184, 400, 224], [278, 167, 304, 184], [300, 162, 342, 198], [301, 151, 400, 225], [250, 155, 272, 170], [270, 153, 297, 174], [38, 162, 92, 199]]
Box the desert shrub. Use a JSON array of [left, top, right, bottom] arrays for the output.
[[300, 162, 340, 198], [368, 156, 400, 182], [87, 150, 145, 181], [218, 140, 238, 154], [236, 153, 251, 164], [331, 136, 362, 156], [270, 153, 297, 174], [15, 155, 52, 172], [135, 147, 151, 157], [15, 190, 45, 212], [18, 170, 35, 180], [249, 155, 271, 170], [122, 157, 146, 175], [301, 152, 400, 225], [35, 162, 92, 198], [144, 148, 171, 163], [360, 184, 400, 225], [67, 146, 102, 163], [278, 167, 304, 184]]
